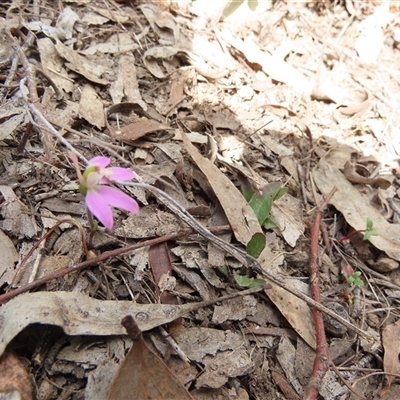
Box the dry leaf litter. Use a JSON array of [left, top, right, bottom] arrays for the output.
[[1, 1, 400, 399]]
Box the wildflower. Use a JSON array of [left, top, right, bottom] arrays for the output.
[[75, 155, 139, 230]]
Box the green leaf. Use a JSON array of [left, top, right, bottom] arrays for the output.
[[234, 274, 265, 288], [263, 215, 277, 230], [239, 176, 255, 202], [366, 217, 373, 230], [275, 187, 287, 201], [246, 233, 266, 258], [219, 265, 229, 277], [248, 183, 286, 226], [363, 229, 377, 240], [347, 271, 364, 286]]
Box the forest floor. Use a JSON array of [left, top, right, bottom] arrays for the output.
[[1, 1, 400, 399]]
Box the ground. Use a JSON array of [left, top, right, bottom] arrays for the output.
[[1, 1, 400, 399]]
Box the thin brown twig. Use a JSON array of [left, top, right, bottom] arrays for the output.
[[0, 225, 231, 305], [329, 360, 368, 400], [303, 186, 337, 400]]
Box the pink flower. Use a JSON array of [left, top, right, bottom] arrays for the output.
[[79, 156, 139, 230]]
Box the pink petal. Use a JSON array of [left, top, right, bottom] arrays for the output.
[[86, 190, 114, 230], [107, 167, 135, 181], [96, 186, 139, 213], [88, 156, 110, 168]]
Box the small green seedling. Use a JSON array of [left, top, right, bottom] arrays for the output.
[[218, 266, 265, 289], [358, 123, 370, 133], [363, 218, 377, 241], [347, 271, 364, 286], [339, 218, 378, 242], [234, 273, 265, 289]]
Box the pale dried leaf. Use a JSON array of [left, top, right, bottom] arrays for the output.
[[280, 156, 299, 183], [182, 132, 262, 245], [196, 350, 253, 389], [0, 185, 37, 238], [191, 387, 249, 400], [81, 10, 110, 25], [173, 327, 243, 363], [0, 112, 26, 141], [55, 6, 80, 40], [324, 146, 355, 170], [140, 3, 179, 46], [143, 46, 179, 79], [0, 229, 19, 286], [212, 295, 257, 324], [276, 336, 304, 395], [23, 20, 60, 40], [55, 40, 109, 85], [174, 264, 215, 301], [41, 197, 85, 215], [0, 291, 248, 356], [169, 69, 191, 106], [42, 87, 79, 126], [265, 279, 316, 349], [221, 31, 310, 95], [130, 247, 149, 281], [271, 193, 304, 247], [79, 84, 105, 128], [206, 111, 240, 131], [85, 6, 131, 23], [260, 134, 293, 157], [207, 204, 231, 267], [80, 33, 139, 56], [382, 319, 400, 392], [110, 54, 145, 107], [0, 103, 23, 121], [311, 67, 345, 103], [313, 157, 400, 261], [115, 205, 182, 238], [86, 359, 120, 400], [354, 3, 392, 63], [259, 245, 316, 349], [294, 339, 314, 386]]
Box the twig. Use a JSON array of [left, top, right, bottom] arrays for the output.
[[19, 78, 89, 165], [121, 182, 373, 341], [11, 218, 90, 287], [0, 225, 231, 304], [303, 186, 337, 400], [1, 179, 374, 341], [158, 326, 191, 364], [329, 360, 368, 400], [122, 182, 256, 268], [7, 30, 55, 160]]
